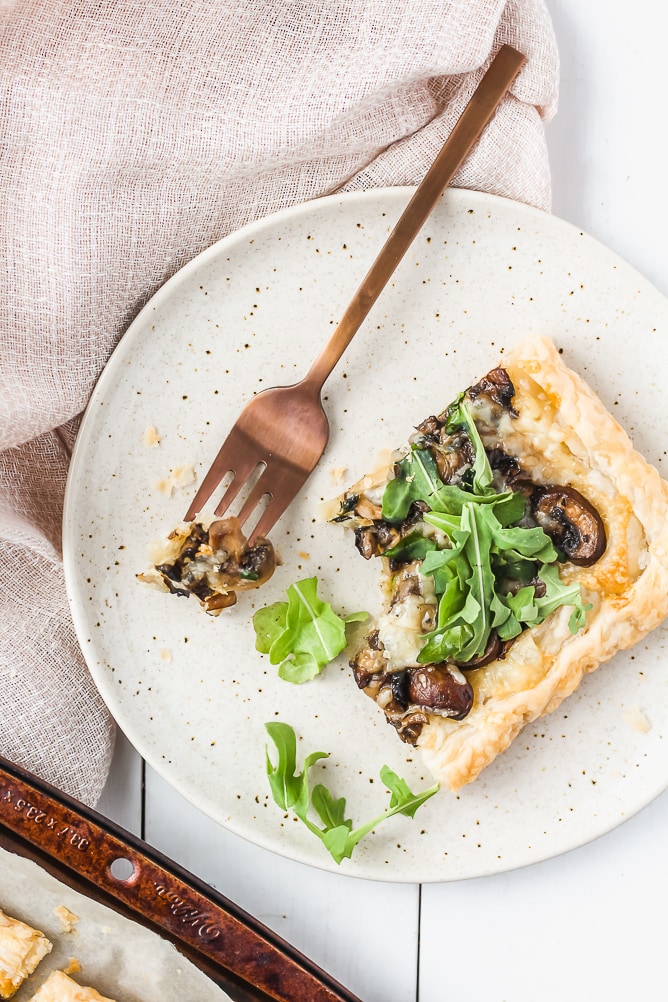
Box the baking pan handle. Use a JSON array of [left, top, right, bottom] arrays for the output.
[[0, 755, 362, 1002]]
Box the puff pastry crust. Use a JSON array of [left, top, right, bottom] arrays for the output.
[[27, 970, 116, 1002], [330, 336, 668, 790], [0, 909, 52, 999]]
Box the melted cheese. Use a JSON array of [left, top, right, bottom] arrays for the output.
[[377, 571, 436, 669]]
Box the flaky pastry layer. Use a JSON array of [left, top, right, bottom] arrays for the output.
[[0, 908, 52, 999], [27, 969, 116, 1002]]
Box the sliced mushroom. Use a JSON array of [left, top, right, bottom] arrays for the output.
[[354, 495, 384, 521], [354, 521, 402, 560], [237, 538, 276, 589], [390, 708, 430, 744], [406, 664, 474, 719], [415, 414, 443, 440], [389, 572, 422, 609], [208, 517, 248, 561], [530, 484, 606, 566], [467, 366, 517, 413], [350, 631, 389, 690], [431, 431, 474, 484], [332, 491, 384, 524], [203, 591, 238, 613], [454, 630, 503, 669]]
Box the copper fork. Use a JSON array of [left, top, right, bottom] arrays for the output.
[[185, 44, 526, 540]]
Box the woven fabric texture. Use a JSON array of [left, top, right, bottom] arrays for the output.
[[0, 0, 559, 806]]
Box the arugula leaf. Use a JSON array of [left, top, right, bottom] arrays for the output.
[[569, 600, 592, 634], [265, 723, 440, 865], [380, 765, 438, 818], [418, 498, 590, 663], [382, 530, 438, 562], [494, 564, 593, 642], [253, 577, 367, 684], [445, 397, 494, 494], [310, 783, 351, 831], [487, 519, 559, 563], [264, 721, 329, 824], [430, 485, 525, 523], [380, 399, 508, 522], [381, 446, 443, 522]]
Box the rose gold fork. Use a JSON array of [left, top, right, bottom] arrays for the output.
[[185, 44, 526, 541]]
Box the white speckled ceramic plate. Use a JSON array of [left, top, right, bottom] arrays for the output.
[[63, 188, 668, 882]]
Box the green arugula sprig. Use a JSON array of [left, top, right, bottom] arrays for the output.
[[380, 400, 591, 663], [265, 722, 439, 864], [418, 500, 589, 663], [253, 577, 367, 684], [446, 394, 495, 494]]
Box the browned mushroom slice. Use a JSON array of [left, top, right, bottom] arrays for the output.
[[207, 517, 247, 561], [467, 365, 517, 413], [453, 629, 504, 669], [430, 429, 474, 484], [202, 590, 238, 613], [350, 631, 388, 690], [351, 631, 474, 745], [530, 485, 607, 566], [354, 522, 402, 560], [406, 664, 474, 719]]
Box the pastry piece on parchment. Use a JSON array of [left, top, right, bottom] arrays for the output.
[[0, 908, 52, 999], [27, 969, 116, 1002]]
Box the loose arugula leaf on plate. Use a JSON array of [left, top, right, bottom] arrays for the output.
[[265, 723, 440, 864], [264, 721, 328, 822], [379, 764, 440, 818], [253, 576, 367, 683]]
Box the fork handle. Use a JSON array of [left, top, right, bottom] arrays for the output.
[[303, 43, 526, 394]]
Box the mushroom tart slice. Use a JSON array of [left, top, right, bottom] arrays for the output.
[[138, 516, 277, 615], [328, 335, 668, 791]]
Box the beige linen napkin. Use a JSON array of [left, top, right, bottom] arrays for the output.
[[0, 0, 559, 806]]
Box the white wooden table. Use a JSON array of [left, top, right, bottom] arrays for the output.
[[97, 3, 668, 999]]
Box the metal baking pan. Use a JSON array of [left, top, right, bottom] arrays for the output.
[[0, 754, 362, 1002]]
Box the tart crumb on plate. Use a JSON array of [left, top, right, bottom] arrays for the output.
[[138, 515, 277, 614], [27, 969, 116, 1002]]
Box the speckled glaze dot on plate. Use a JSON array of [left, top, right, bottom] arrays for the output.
[[63, 188, 668, 883]]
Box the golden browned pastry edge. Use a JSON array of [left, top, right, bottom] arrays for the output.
[[0, 908, 52, 999], [27, 969, 117, 1002]]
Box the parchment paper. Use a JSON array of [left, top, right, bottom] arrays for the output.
[[0, 846, 229, 1001]]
